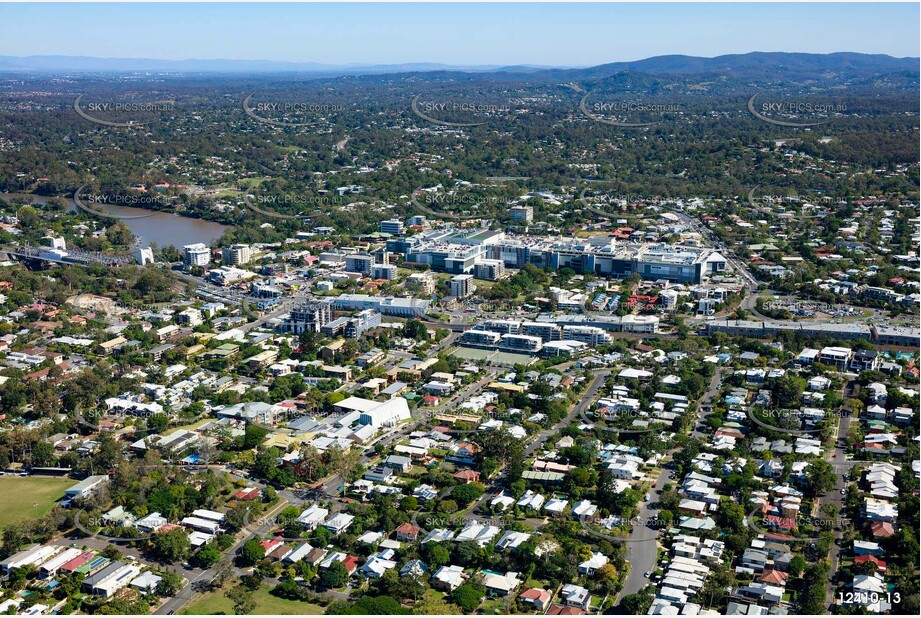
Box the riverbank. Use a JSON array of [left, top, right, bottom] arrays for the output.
[[0, 192, 229, 249]]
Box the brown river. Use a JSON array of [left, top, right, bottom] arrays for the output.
[[0, 193, 229, 249]]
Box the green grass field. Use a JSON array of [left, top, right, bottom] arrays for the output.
[[180, 586, 325, 615], [0, 476, 73, 528]]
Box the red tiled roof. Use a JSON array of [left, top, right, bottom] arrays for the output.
[[855, 555, 886, 570], [24, 362, 71, 381], [763, 532, 796, 543], [234, 487, 261, 501], [396, 522, 420, 535], [520, 588, 551, 602], [548, 604, 585, 615], [343, 555, 360, 572], [764, 514, 797, 530], [261, 537, 284, 552], [870, 521, 896, 538], [759, 569, 789, 585]]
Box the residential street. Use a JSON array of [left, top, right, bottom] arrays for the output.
[[153, 498, 291, 615], [614, 466, 672, 604], [691, 367, 728, 439], [525, 369, 611, 457]]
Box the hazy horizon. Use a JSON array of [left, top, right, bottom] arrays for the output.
[[0, 2, 917, 66]]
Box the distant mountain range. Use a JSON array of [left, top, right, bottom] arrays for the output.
[[0, 55, 564, 74], [564, 51, 918, 76], [0, 52, 916, 80]]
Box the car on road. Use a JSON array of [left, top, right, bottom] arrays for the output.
[[644, 571, 651, 578], [644, 493, 651, 501], [840, 488, 847, 495]]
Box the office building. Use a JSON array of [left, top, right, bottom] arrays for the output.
[[380, 219, 405, 235]]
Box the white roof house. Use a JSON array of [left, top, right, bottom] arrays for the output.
[[571, 499, 598, 520], [129, 572, 162, 593], [543, 498, 568, 514], [516, 490, 545, 510], [422, 528, 456, 543], [431, 564, 466, 590], [181, 516, 220, 534], [359, 555, 397, 579], [323, 513, 355, 534], [852, 573, 886, 593], [495, 531, 532, 551], [38, 547, 82, 578], [482, 570, 522, 596], [864, 498, 898, 522], [191, 509, 225, 523], [296, 504, 329, 529], [578, 551, 609, 575], [282, 543, 315, 564], [454, 521, 501, 546], [491, 493, 516, 511], [413, 484, 439, 501], [135, 512, 167, 533], [561, 583, 590, 608], [1, 545, 60, 575]]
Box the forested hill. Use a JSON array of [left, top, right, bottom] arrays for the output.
[[0, 51, 916, 85]]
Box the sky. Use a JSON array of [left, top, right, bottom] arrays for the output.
[[0, 2, 917, 66]]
